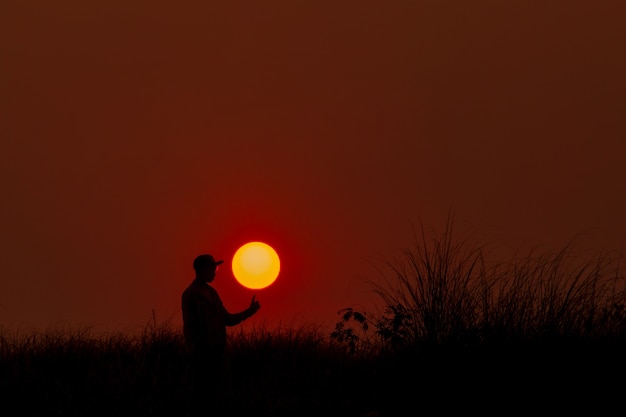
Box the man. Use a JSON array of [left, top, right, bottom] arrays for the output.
[[181, 253, 260, 409]]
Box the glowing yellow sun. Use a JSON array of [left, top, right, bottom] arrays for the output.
[[232, 241, 280, 290]]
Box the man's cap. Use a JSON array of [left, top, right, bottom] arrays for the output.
[[193, 254, 224, 271]]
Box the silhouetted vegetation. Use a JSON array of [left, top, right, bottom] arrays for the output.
[[330, 217, 626, 412], [3, 219, 626, 415], [1, 318, 384, 417], [334, 218, 626, 354]]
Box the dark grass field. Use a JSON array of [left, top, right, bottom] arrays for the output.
[[1, 323, 625, 416], [3, 222, 626, 416]]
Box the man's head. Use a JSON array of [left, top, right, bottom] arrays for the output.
[[193, 254, 224, 282]]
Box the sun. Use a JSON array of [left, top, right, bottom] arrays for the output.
[[232, 241, 280, 290]]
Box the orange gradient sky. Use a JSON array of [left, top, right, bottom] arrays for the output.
[[1, 0, 625, 335]]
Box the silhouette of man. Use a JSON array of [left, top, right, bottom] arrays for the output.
[[181, 253, 260, 413]]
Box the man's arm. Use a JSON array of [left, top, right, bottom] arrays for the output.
[[224, 295, 260, 326]]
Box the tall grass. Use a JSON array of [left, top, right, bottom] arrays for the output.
[[354, 217, 626, 354], [326, 217, 626, 412]]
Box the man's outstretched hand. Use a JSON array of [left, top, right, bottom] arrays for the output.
[[249, 295, 261, 315]]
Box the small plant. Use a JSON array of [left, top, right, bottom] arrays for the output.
[[374, 303, 414, 350], [330, 307, 370, 355]]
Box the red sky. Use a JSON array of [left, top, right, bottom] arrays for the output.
[[1, 0, 625, 336]]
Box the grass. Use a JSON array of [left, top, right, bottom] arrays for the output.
[[3, 218, 626, 415], [360, 218, 626, 350], [0, 319, 383, 417]]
